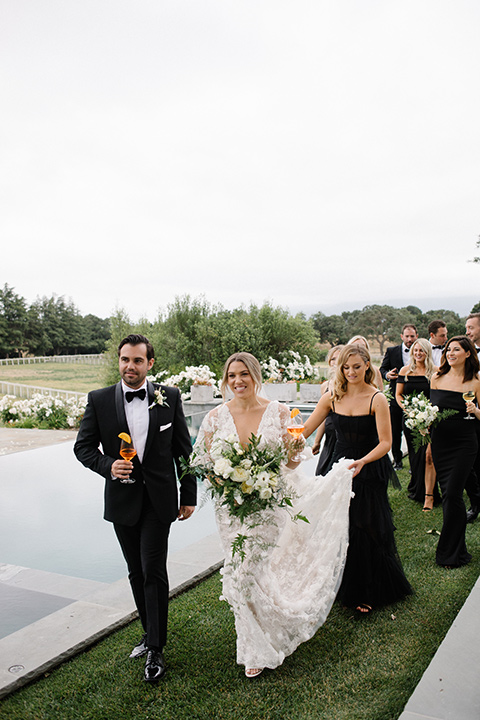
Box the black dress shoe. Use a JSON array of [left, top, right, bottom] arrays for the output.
[[466, 507, 479, 523], [144, 649, 166, 682], [393, 461, 403, 470], [129, 633, 148, 659]]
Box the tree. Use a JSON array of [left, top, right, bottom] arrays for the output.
[[356, 305, 407, 355], [0, 284, 28, 357], [311, 312, 349, 346], [470, 302, 480, 314], [470, 236, 480, 263]]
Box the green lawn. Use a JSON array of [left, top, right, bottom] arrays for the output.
[[1, 467, 479, 720], [0, 363, 106, 394]]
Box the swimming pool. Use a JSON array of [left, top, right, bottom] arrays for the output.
[[0, 441, 216, 583]]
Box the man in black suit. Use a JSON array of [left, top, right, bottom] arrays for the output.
[[465, 314, 480, 522], [380, 324, 418, 470], [74, 334, 196, 682]]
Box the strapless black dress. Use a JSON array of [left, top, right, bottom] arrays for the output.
[[399, 375, 441, 505], [330, 411, 412, 609], [430, 389, 478, 567]]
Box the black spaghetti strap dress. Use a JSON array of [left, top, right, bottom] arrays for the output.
[[316, 391, 336, 476], [430, 388, 478, 567], [331, 393, 412, 609], [399, 374, 441, 505]]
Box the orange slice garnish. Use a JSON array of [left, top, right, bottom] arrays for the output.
[[290, 408, 300, 419], [118, 432, 132, 443]]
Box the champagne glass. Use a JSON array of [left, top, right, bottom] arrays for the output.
[[462, 390, 476, 420], [119, 436, 137, 483], [287, 410, 305, 462]]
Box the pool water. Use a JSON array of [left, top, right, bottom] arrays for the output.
[[0, 441, 215, 583]]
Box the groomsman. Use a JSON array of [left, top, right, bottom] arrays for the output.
[[465, 313, 480, 522], [380, 324, 418, 469], [74, 334, 196, 682], [428, 320, 448, 366]]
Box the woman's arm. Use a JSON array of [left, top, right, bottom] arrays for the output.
[[348, 393, 392, 477], [312, 421, 326, 455], [465, 377, 480, 419], [395, 366, 409, 409], [303, 392, 332, 439]]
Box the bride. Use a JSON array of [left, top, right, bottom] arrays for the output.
[[192, 352, 353, 678]]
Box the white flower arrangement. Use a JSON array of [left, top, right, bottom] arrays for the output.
[[0, 393, 86, 429], [403, 392, 457, 452], [183, 432, 308, 560], [262, 351, 319, 384], [149, 365, 219, 400]]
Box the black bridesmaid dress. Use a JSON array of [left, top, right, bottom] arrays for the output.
[[399, 374, 441, 505], [315, 413, 336, 476], [430, 389, 478, 567], [330, 394, 412, 609]]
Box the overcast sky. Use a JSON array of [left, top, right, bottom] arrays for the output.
[[1, 1, 479, 321]]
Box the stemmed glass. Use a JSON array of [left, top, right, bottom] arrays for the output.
[[119, 434, 137, 483], [287, 409, 306, 462], [462, 390, 476, 420]]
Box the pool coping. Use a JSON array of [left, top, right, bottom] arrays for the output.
[[0, 533, 224, 699]]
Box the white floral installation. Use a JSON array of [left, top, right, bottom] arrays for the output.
[[261, 351, 319, 384]]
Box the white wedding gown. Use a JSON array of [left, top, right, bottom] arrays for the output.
[[194, 400, 353, 670]]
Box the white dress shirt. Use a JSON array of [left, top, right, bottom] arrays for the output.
[[122, 380, 149, 462], [401, 343, 411, 366], [429, 342, 445, 367]]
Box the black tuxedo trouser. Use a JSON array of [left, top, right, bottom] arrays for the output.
[[114, 493, 171, 650]]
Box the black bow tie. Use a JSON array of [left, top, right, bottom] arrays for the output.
[[125, 389, 146, 403], [432, 345, 445, 350]]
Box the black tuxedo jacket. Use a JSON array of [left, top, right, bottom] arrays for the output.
[[74, 381, 196, 526], [380, 344, 404, 404]]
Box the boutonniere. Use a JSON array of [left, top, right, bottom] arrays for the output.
[[148, 388, 170, 410]]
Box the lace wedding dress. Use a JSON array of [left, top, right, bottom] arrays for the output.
[[194, 401, 353, 670]]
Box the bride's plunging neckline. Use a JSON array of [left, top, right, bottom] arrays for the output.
[[223, 401, 273, 446]]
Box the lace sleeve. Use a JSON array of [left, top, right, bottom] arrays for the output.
[[192, 406, 219, 465]]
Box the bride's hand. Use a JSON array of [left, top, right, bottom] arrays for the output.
[[348, 459, 364, 478]]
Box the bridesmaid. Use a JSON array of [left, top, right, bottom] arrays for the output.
[[348, 335, 384, 390], [312, 345, 343, 475], [430, 336, 480, 568], [304, 344, 412, 615], [395, 339, 438, 511]]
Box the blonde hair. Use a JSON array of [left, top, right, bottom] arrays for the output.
[[405, 338, 436, 380], [327, 345, 344, 378], [220, 352, 263, 397], [333, 344, 376, 401], [348, 335, 370, 351]]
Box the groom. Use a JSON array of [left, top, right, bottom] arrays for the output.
[[74, 334, 196, 682]]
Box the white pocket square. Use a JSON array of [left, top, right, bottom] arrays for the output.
[[160, 423, 172, 432]]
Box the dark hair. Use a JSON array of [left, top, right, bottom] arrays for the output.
[[402, 324, 417, 334], [437, 335, 479, 382], [117, 334, 155, 361], [428, 319, 447, 336], [467, 312, 480, 322]]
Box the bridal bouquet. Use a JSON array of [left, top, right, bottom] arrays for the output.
[[183, 433, 308, 559], [403, 392, 457, 452]]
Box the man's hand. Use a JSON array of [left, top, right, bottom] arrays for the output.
[[386, 368, 398, 381], [178, 505, 195, 521], [111, 459, 134, 480]]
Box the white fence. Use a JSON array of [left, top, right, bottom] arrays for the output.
[[0, 354, 105, 366], [0, 382, 86, 401]]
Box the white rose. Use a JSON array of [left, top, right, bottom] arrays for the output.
[[231, 466, 250, 483], [214, 458, 233, 478], [259, 487, 272, 500], [241, 459, 253, 470]]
